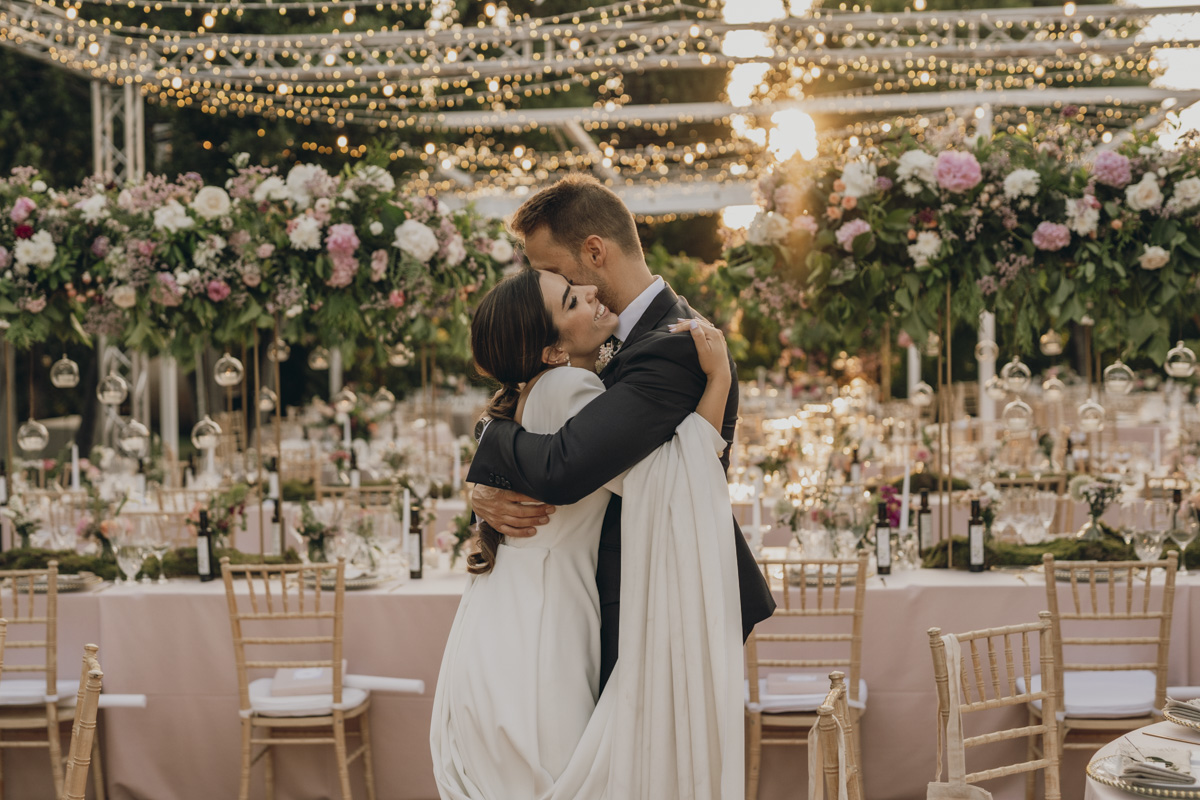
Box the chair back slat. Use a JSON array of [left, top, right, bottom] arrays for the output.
[[809, 671, 865, 800], [0, 563, 57, 698], [1042, 553, 1178, 710], [62, 644, 103, 800], [221, 557, 346, 714], [927, 613, 1060, 798], [747, 551, 868, 705]]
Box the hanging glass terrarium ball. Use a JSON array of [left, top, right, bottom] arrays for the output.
[[974, 339, 999, 362], [16, 419, 49, 453], [1103, 360, 1135, 395], [307, 346, 330, 371], [387, 342, 413, 367], [1039, 329, 1064, 357], [372, 387, 396, 417], [97, 373, 128, 406], [266, 338, 291, 363], [1002, 399, 1034, 432], [49, 355, 80, 389], [116, 419, 150, 458], [213, 352, 245, 388], [1042, 377, 1066, 403], [923, 332, 942, 357], [911, 381, 935, 408], [332, 387, 357, 414], [1000, 356, 1032, 394], [1165, 341, 1197, 379], [191, 415, 223, 451], [257, 387, 278, 413], [984, 375, 1008, 401], [1077, 398, 1106, 433]]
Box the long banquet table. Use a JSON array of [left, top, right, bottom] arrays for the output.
[[7, 567, 1199, 800]]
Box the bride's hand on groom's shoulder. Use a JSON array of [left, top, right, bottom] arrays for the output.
[[470, 484, 555, 538]]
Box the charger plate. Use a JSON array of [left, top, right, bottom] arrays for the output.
[[35, 573, 100, 593], [1087, 755, 1200, 798], [1164, 707, 1200, 732], [787, 565, 862, 587], [302, 574, 384, 591]]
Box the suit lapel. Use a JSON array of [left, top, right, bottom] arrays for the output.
[[623, 284, 680, 345]]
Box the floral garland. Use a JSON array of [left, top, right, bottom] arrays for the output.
[[725, 116, 1200, 365], [0, 158, 519, 361]]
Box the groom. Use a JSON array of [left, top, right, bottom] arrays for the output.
[[468, 175, 775, 690]]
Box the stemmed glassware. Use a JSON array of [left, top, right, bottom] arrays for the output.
[[116, 540, 148, 585], [1136, 500, 1172, 565], [1168, 500, 1198, 577]]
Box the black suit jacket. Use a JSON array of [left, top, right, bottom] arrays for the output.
[[467, 284, 776, 689]]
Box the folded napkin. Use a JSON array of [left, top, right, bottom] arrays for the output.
[[1167, 697, 1200, 723], [1119, 742, 1196, 788]]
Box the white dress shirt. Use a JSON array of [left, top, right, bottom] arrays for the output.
[[614, 276, 664, 343]]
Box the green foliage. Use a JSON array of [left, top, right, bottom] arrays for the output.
[[0, 546, 299, 580]]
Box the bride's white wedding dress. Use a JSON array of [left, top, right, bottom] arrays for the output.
[[430, 367, 743, 800]]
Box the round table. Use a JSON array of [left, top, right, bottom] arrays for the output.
[[1084, 721, 1200, 800]]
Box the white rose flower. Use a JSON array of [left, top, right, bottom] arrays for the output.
[[1126, 173, 1164, 212], [288, 216, 323, 251], [490, 238, 515, 262], [152, 200, 195, 233], [285, 303, 303, 318], [286, 164, 335, 208], [897, 150, 938, 187], [444, 234, 467, 267], [233, 152, 250, 168], [111, 285, 137, 309], [840, 159, 878, 199], [368, 221, 384, 236], [30, 180, 47, 193], [190, 186, 232, 220], [1167, 176, 1200, 213], [355, 164, 395, 194], [1139, 245, 1170, 271], [341, 188, 359, 203], [907, 230, 942, 268], [175, 270, 192, 287], [1065, 197, 1100, 237], [1002, 168, 1041, 199], [747, 212, 791, 245], [252, 176, 289, 204], [392, 220, 439, 263], [76, 194, 109, 224], [14, 230, 56, 268], [315, 198, 332, 214]]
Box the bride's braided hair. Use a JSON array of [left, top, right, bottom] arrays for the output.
[[468, 269, 560, 574]]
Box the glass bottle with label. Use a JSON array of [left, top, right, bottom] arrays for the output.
[[875, 501, 892, 575], [197, 509, 217, 582], [916, 489, 933, 552], [409, 499, 424, 580], [968, 499, 986, 573]]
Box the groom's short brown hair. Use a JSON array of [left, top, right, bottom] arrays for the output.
[[507, 174, 641, 257]]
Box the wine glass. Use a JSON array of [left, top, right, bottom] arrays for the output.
[[408, 471, 433, 506], [116, 544, 146, 586], [148, 514, 173, 584], [1169, 500, 1198, 576]]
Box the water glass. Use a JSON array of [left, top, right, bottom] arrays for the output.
[[116, 544, 146, 585]]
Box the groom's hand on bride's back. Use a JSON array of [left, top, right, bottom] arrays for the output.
[[470, 484, 554, 538]]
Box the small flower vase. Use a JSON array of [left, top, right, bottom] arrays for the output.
[[307, 536, 328, 564], [1075, 511, 1104, 542], [17, 531, 30, 550]]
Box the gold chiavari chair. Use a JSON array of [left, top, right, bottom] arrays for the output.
[[61, 644, 103, 800], [0, 563, 106, 799], [927, 613, 1060, 800], [1032, 552, 1179, 754], [745, 550, 869, 800], [808, 672, 864, 800], [220, 557, 375, 800]]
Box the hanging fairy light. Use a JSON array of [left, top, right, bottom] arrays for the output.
[[372, 387, 396, 416], [910, 381, 934, 408], [116, 419, 150, 458], [1039, 330, 1064, 357], [332, 387, 357, 414], [387, 343, 413, 367], [213, 352, 245, 387], [191, 415, 223, 450], [50, 356, 80, 389], [308, 346, 331, 371], [1002, 399, 1034, 432], [983, 375, 1009, 401], [974, 340, 998, 362], [1077, 397, 1106, 433], [97, 373, 129, 406], [266, 338, 291, 363], [1042, 377, 1066, 403], [1000, 356, 1032, 394], [1164, 341, 1196, 379], [1102, 360, 1135, 395], [16, 419, 50, 453], [257, 387, 278, 413]]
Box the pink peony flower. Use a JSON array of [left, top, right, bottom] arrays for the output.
[[325, 223, 359, 255], [256, 243, 275, 259], [370, 249, 388, 282], [935, 151, 982, 193], [206, 279, 231, 302], [1032, 221, 1071, 251], [835, 218, 872, 252], [327, 256, 358, 288], [1092, 150, 1132, 188], [10, 196, 35, 223], [388, 289, 405, 308], [773, 184, 805, 218]]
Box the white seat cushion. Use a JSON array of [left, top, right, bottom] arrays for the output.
[[1020, 670, 1156, 718], [247, 677, 369, 718], [745, 672, 868, 714], [0, 679, 79, 706]]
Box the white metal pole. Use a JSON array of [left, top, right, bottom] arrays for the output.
[[159, 356, 178, 485], [978, 311, 997, 425], [907, 345, 921, 397], [329, 348, 343, 396], [91, 82, 103, 178]]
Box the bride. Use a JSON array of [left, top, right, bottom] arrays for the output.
[[430, 268, 743, 800]]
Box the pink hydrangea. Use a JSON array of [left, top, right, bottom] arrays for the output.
[[935, 151, 982, 193], [206, 279, 231, 302], [9, 196, 35, 223], [370, 249, 388, 282], [326, 223, 359, 256], [773, 184, 805, 218], [1032, 221, 1071, 251], [1092, 150, 1132, 188], [835, 218, 872, 252]]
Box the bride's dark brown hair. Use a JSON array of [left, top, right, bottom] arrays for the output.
[[467, 269, 560, 574]]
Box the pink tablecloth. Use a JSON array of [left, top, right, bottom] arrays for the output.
[[6, 570, 1199, 800]]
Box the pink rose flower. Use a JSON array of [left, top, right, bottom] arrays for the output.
[[1032, 221, 1071, 251], [935, 151, 982, 193], [835, 218, 872, 252], [1092, 150, 1132, 188], [256, 243, 275, 259], [10, 197, 36, 223], [370, 249, 388, 282], [206, 279, 231, 302], [388, 289, 405, 308]]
